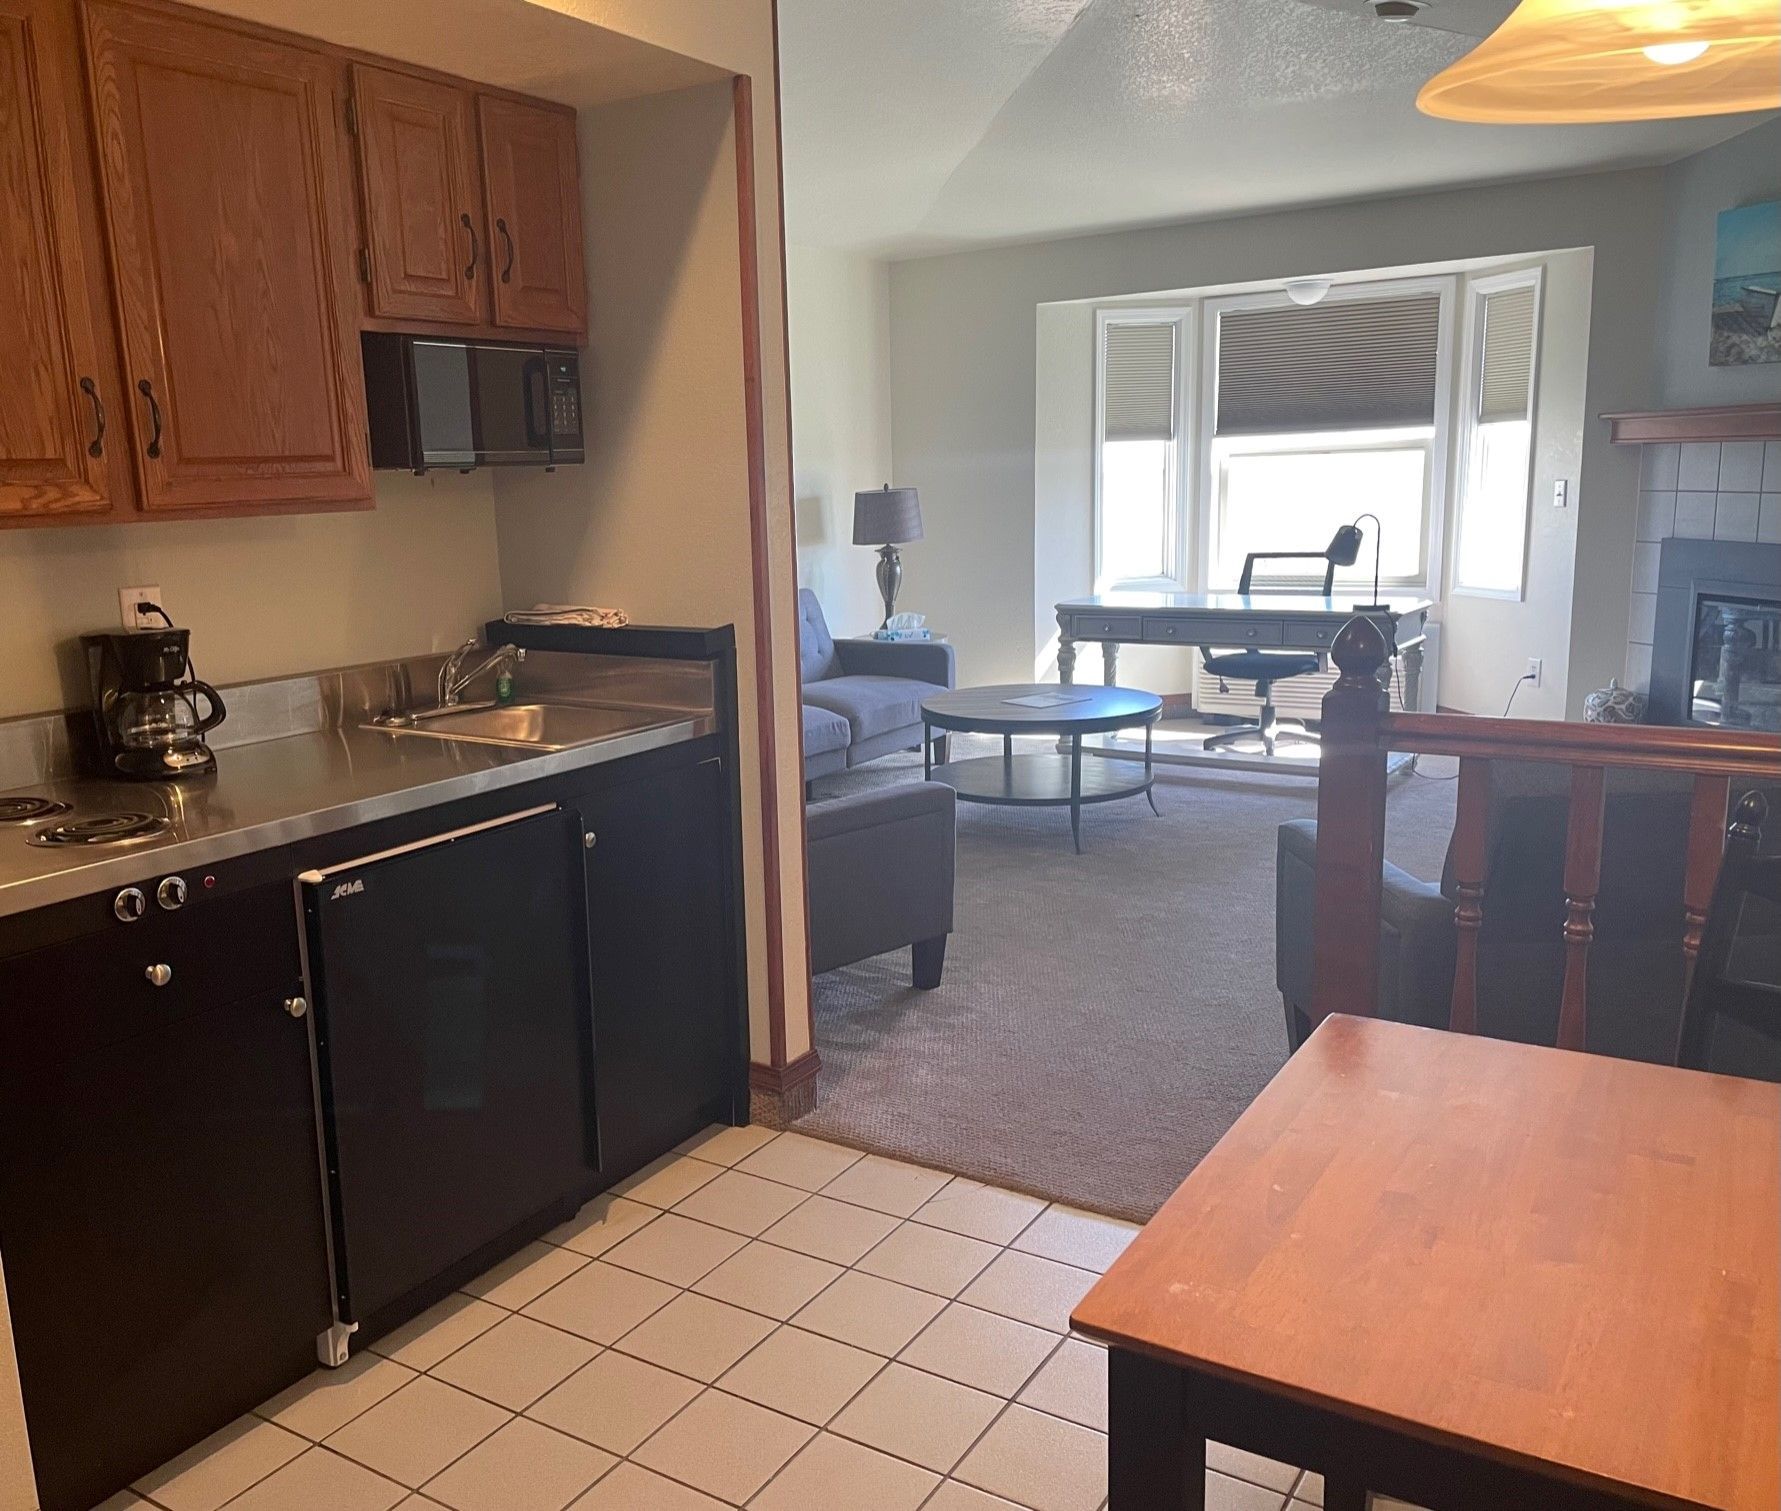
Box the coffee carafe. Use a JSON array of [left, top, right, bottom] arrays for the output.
[[83, 629, 227, 779]]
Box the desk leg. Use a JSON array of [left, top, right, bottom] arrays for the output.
[[1103, 640, 1120, 686], [1108, 1348, 1204, 1510], [1070, 733, 1083, 853], [1058, 634, 1077, 687], [1402, 640, 1424, 713]]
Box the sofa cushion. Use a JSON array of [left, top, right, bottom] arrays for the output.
[[802, 703, 851, 758], [798, 588, 842, 683], [803, 675, 928, 745]]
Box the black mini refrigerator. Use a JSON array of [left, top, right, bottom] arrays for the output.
[[300, 805, 598, 1343]]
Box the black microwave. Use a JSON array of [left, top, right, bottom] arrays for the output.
[[362, 333, 584, 471]]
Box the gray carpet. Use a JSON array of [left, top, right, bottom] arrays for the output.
[[794, 735, 1458, 1223]]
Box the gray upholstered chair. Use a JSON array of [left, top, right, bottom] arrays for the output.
[[1276, 766, 1781, 1064], [799, 589, 956, 785], [807, 783, 956, 987]]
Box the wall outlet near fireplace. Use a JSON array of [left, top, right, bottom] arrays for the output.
[[1525, 657, 1544, 688]]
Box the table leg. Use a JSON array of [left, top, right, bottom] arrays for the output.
[[1058, 634, 1077, 687], [1324, 1482, 1373, 1511], [923, 721, 933, 780], [1003, 733, 1014, 786], [1108, 1348, 1204, 1510], [1070, 732, 1083, 853], [1145, 722, 1160, 816], [1402, 639, 1425, 713], [1103, 640, 1120, 686]]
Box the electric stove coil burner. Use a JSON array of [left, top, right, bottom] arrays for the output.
[[0, 797, 73, 825], [28, 812, 171, 848]]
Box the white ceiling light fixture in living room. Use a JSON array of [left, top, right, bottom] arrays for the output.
[[1284, 277, 1335, 306]]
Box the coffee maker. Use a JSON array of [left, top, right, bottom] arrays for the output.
[[84, 629, 227, 779]]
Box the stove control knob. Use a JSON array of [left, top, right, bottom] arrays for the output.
[[156, 876, 187, 911], [114, 887, 146, 923]]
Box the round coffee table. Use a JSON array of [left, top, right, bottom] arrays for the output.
[[920, 683, 1163, 852]]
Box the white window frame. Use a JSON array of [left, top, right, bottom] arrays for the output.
[[1450, 265, 1544, 602], [1193, 275, 1456, 597], [1093, 305, 1194, 592]]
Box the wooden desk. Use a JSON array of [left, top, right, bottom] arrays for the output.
[[1072, 1017, 1780, 1511], [1055, 592, 1433, 709]]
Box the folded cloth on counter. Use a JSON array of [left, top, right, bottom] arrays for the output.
[[503, 604, 631, 628]]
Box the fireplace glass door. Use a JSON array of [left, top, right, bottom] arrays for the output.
[[1690, 594, 1781, 732]]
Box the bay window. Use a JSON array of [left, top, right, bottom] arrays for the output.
[[1095, 309, 1190, 589], [1453, 271, 1541, 598]]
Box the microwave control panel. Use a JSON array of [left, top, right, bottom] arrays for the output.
[[548, 356, 581, 440]]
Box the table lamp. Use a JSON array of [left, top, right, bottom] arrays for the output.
[[1337, 513, 1388, 613], [854, 484, 924, 627]]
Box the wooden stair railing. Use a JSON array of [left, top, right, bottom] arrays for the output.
[[1309, 617, 1781, 1047]]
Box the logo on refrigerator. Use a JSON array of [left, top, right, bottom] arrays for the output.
[[329, 878, 365, 900]]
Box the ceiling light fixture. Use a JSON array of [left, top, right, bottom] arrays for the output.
[[1284, 277, 1334, 306], [1417, 0, 1781, 123]]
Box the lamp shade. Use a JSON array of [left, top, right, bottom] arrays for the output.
[[853, 485, 924, 545], [1417, 0, 1781, 123]]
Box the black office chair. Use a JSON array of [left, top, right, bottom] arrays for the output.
[[1201, 524, 1365, 756], [1676, 791, 1781, 1082]]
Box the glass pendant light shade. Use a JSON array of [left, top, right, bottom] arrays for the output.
[[1417, 0, 1781, 123]]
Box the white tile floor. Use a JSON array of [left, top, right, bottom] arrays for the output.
[[111, 1128, 1373, 1511]]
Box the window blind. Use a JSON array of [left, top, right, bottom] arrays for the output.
[[1102, 321, 1177, 442], [1477, 284, 1536, 422], [1215, 294, 1441, 436]]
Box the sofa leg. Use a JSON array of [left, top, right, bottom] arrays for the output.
[[1283, 997, 1311, 1053], [912, 935, 948, 989], [805, 780, 814, 801]]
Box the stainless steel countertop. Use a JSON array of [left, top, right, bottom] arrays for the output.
[[0, 712, 704, 918]]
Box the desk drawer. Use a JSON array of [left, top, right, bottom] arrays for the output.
[[1144, 616, 1284, 646], [1070, 613, 1144, 640], [1283, 622, 1340, 651]]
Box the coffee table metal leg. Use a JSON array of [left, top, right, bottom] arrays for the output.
[[923, 722, 933, 779], [1070, 733, 1084, 853], [1145, 722, 1160, 816], [1108, 1349, 1204, 1510]]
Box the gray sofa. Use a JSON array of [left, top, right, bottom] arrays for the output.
[[807, 783, 956, 987], [1276, 766, 1781, 1064], [800, 589, 956, 784]]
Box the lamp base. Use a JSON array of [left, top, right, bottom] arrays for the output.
[[875, 544, 903, 628], [1351, 602, 1392, 614]]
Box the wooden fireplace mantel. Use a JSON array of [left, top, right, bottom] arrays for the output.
[[1602, 403, 1781, 445]]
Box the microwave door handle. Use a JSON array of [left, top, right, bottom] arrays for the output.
[[523, 357, 549, 453]]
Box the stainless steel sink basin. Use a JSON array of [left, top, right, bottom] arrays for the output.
[[367, 702, 673, 752]]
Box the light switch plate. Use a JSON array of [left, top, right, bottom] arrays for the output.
[[118, 586, 164, 630], [1552, 479, 1568, 509]]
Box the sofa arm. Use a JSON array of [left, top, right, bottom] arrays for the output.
[[1275, 819, 1455, 1026], [807, 785, 956, 976], [834, 636, 957, 688]]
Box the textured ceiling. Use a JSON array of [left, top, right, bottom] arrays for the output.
[[778, 0, 1770, 257]]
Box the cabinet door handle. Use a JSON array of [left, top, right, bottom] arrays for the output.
[[80, 377, 105, 457], [284, 995, 308, 1019], [496, 217, 514, 283], [137, 379, 163, 460], [460, 212, 478, 281], [144, 963, 172, 987]]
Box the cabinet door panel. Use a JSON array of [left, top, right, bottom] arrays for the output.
[[580, 758, 740, 1180], [83, 1, 369, 512], [0, 0, 126, 520], [0, 987, 330, 1511], [478, 93, 584, 337], [352, 63, 483, 325]]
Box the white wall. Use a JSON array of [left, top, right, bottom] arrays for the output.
[[0, 473, 502, 719], [889, 163, 1682, 716], [1653, 116, 1781, 410], [787, 245, 892, 638]]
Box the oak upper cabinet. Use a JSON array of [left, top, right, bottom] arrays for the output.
[[82, 0, 370, 513], [350, 63, 485, 326], [478, 94, 586, 338], [0, 0, 131, 522]]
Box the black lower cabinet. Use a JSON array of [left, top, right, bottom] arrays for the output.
[[579, 756, 743, 1181], [0, 982, 330, 1511]]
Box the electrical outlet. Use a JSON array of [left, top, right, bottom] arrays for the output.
[[118, 586, 165, 630], [1526, 657, 1543, 688]]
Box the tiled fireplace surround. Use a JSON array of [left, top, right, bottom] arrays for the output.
[[1626, 439, 1781, 695]]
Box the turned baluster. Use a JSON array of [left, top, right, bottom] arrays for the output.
[[1446, 757, 1491, 1036], [1556, 765, 1606, 1052], [1682, 774, 1732, 988]]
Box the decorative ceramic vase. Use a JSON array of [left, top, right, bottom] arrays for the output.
[[1584, 678, 1645, 724]]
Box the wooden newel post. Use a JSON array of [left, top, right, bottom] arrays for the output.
[[1310, 617, 1392, 1028]]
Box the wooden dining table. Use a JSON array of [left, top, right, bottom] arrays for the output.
[[1071, 1015, 1780, 1511]]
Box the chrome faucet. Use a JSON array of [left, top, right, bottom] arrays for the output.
[[438, 639, 525, 707]]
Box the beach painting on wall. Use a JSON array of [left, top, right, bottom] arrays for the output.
[[1711, 199, 1781, 367]]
